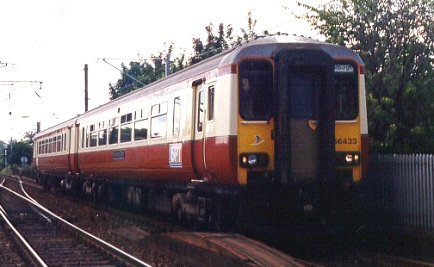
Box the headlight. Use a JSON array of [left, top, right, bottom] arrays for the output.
[[240, 153, 269, 168], [336, 152, 360, 166], [247, 154, 258, 165]]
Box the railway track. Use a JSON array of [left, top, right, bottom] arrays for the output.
[[0, 176, 151, 267], [0, 221, 28, 266], [10, 174, 434, 267], [9, 175, 316, 266]]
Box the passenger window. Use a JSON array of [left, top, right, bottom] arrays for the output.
[[99, 129, 107, 146], [151, 103, 168, 139], [109, 127, 119, 144], [151, 115, 167, 138], [142, 109, 149, 119], [53, 137, 57, 152], [86, 127, 90, 148], [111, 117, 118, 126], [57, 135, 61, 152], [134, 119, 148, 141], [121, 123, 132, 142], [197, 91, 204, 132], [120, 113, 132, 143], [173, 97, 181, 137], [151, 104, 159, 116], [90, 131, 97, 147], [81, 127, 85, 148], [160, 102, 167, 114], [208, 86, 215, 121], [109, 117, 119, 144], [121, 113, 132, 124], [134, 110, 140, 120]]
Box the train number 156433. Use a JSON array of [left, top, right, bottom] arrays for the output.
[[335, 138, 358, 145]]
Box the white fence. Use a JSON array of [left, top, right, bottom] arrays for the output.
[[363, 154, 434, 230]]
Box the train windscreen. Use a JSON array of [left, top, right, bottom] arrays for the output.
[[239, 60, 273, 120], [334, 63, 358, 120]]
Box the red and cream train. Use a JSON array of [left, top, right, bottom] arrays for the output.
[[33, 35, 368, 226]]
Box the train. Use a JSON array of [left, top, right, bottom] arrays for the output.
[[33, 35, 368, 229]]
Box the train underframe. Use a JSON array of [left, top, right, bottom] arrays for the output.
[[36, 169, 357, 232]]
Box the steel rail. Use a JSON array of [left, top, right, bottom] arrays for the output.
[[0, 178, 48, 267], [0, 178, 152, 267], [16, 179, 52, 223]]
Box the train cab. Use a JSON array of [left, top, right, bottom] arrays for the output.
[[233, 36, 368, 221]]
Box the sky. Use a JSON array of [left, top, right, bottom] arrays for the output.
[[0, 0, 327, 142]]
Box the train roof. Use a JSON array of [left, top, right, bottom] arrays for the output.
[[34, 116, 79, 139], [35, 35, 363, 139]]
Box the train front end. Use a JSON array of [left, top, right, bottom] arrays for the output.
[[235, 38, 368, 225]]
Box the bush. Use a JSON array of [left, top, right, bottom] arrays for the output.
[[20, 165, 35, 178], [1, 166, 13, 175], [0, 165, 34, 177]]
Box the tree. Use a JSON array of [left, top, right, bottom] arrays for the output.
[[0, 140, 6, 169], [9, 141, 33, 165], [23, 131, 35, 145], [190, 23, 234, 64], [109, 60, 160, 100], [109, 44, 187, 100], [3, 140, 33, 166], [190, 12, 259, 65], [109, 12, 260, 99], [298, 0, 434, 153]]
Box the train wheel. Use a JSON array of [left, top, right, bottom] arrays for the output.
[[234, 197, 249, 233], [209, 200, 225, 232], [174, 201, 185, 223], [96, 184, 105, 202], [172, 193, 187, 224], [43, 177, 51, 193], [43, 183, 51, 193]]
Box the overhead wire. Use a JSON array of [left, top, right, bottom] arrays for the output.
[[0, 61, 16, 68], [98, 1, 336, 92], [101, 58, 145, 86]]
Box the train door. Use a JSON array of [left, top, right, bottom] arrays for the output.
[[68, 124, 80, 174], [192, 81, 207, 179], [275, 50, 335, 185], [288, 67, 321, 180]]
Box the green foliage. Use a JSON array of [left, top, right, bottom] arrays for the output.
[[190, 13, 258, 64], [0, 140, 5, 169], [298, 0, 434, 153], [109, 59, 163, 100], [1, 166, 13, 175], [0, 165, 33, 177], [4, 140, 33, 166], [20, 164, 35, 177], [23, 131, 35, 145], [190, 23, 230, 64]]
